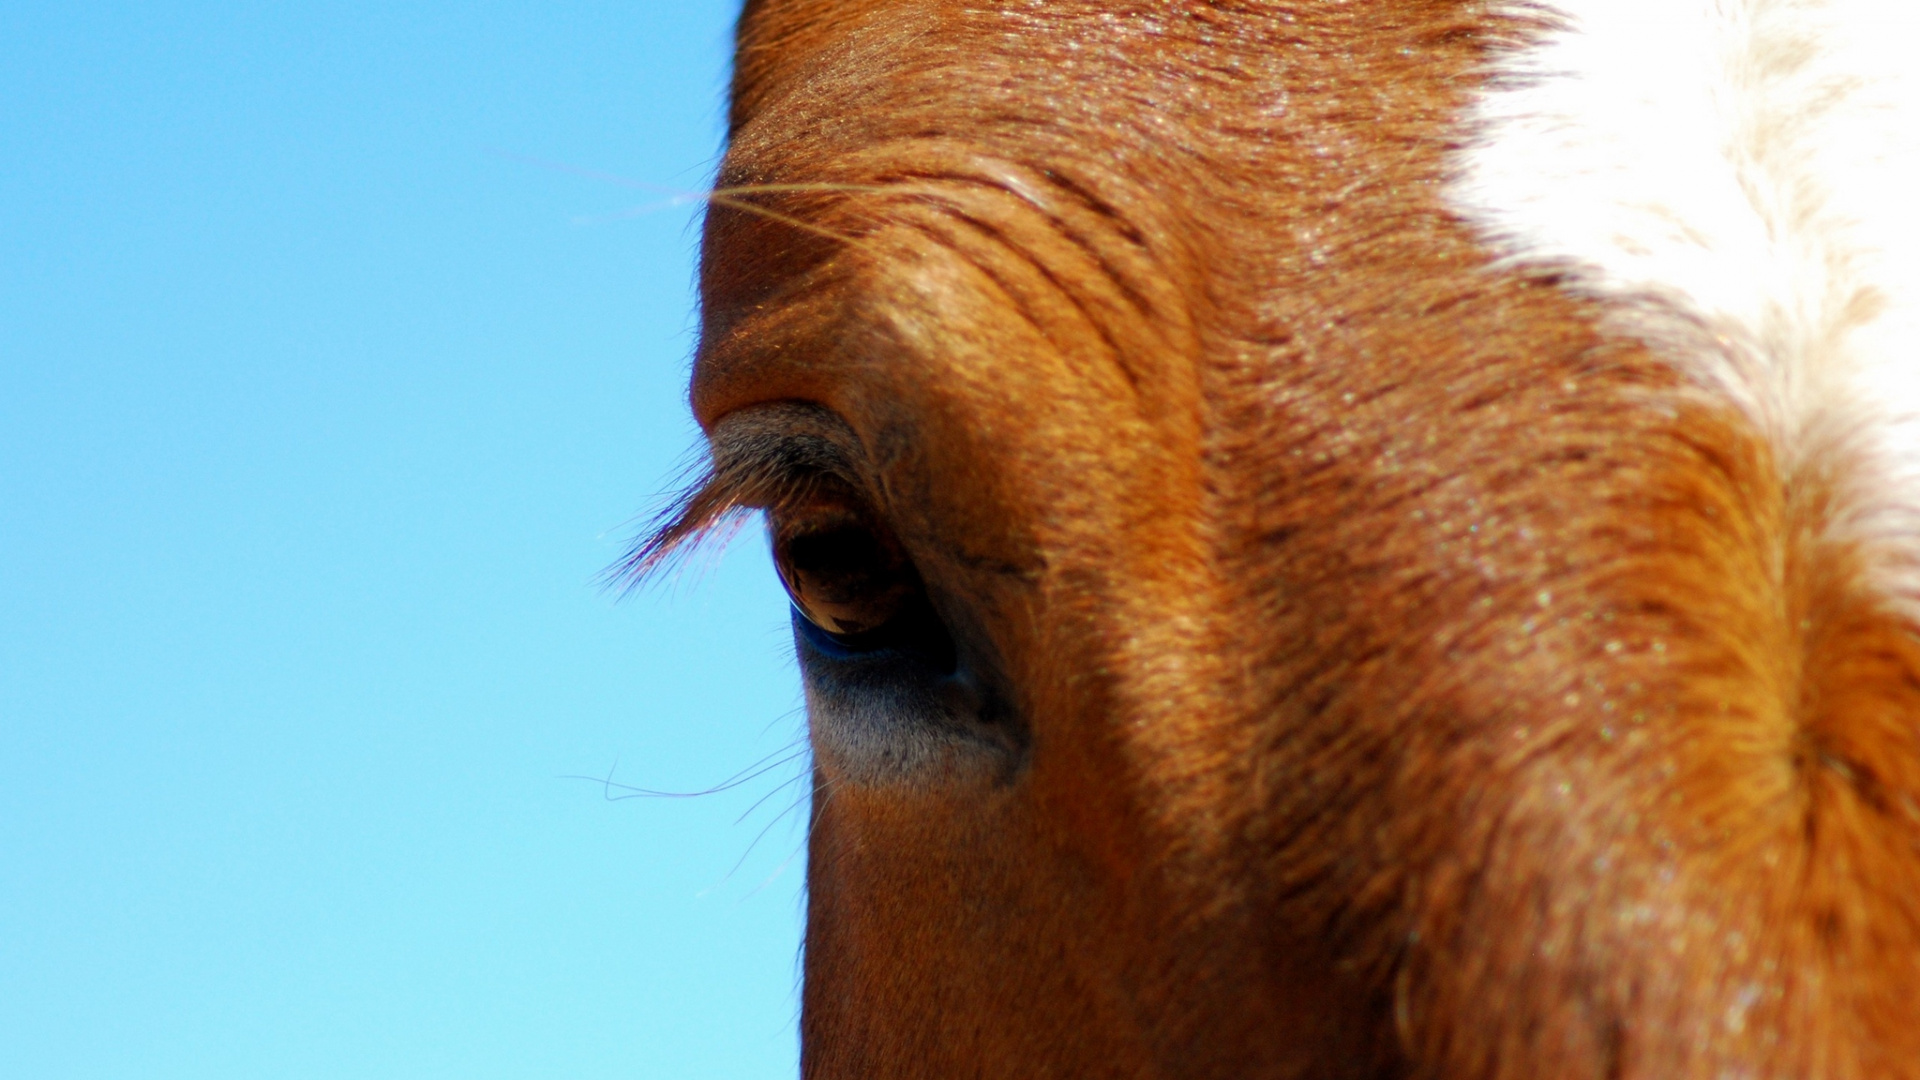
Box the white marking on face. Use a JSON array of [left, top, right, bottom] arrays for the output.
[[1450, 0, 1920, 607]]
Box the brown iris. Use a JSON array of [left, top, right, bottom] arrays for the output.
[[772, 514, 919, 638]]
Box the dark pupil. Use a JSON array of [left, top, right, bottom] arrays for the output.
[[777, 523, 919, 638], [784, 527, 895, 606], [778, 522, 957, 670]]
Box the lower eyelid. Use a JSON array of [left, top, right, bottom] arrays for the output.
[[792, 602, 959, 671], [793, 609, 927, 662], [794, 611, 869, 659]]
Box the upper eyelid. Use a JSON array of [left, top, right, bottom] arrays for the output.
[[709, 402, 868, 509], [609, 402, 871, 587]]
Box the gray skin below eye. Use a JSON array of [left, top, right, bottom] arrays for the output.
[[793, 613, 1013, 787]]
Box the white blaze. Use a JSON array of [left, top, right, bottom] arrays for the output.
[[1451, 0, 1920, 606]]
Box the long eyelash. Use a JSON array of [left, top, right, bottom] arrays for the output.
[[602, 458, 751, 592], [602, 431, 842, 593], [603, 466, 759, 593]]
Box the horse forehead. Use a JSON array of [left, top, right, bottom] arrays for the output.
[[731, 0, 1261, 126], [703, 2, 1493, 433], [701, 1, 1796, 753]]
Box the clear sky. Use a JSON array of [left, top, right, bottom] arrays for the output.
[[0, 3, 809, 1077]]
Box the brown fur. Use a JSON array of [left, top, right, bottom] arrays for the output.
[[652, 1, 1920, 1075]]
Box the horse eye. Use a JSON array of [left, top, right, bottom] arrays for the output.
[[773, 521, 919, 638]]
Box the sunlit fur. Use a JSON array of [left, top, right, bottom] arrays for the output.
[[650, 1, 1920, 1075], [1454, 0, 1920, 614]]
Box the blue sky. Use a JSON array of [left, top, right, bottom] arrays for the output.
[[0, 3, 810, 1077]]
